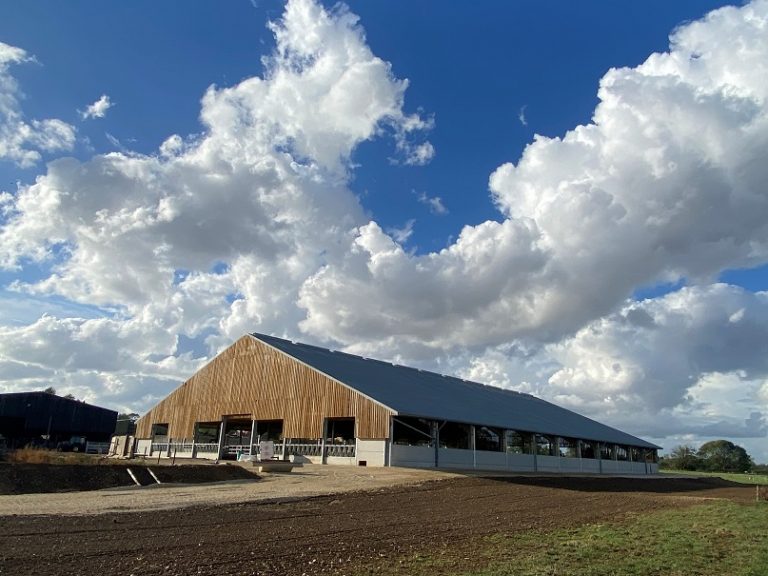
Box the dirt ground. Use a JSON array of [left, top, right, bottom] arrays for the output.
[[0, 464, 456, 515], [0, 462, 260, 495], [0, 470, 754, 576]]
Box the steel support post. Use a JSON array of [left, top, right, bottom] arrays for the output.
[[216, 418, 226, 461], [470, 425, 476, 469], [321, 418, 328, 465], [249, 419, 257, 455]]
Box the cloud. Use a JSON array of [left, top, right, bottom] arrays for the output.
[[0, 0, 430, 411], [544, 285, 768, 439], [80, 94, 113, 120], [518, 105, 527, 126], [298, 0, 768, 351], [387, 219, 415, 244], [299, 218, 549, 351], [416, 190, 448, 214], [159, 134, 184, 157], [0, 0, 767, 460], [401, 140, 435, 166], [0, 0, 432, 297], [231, 0, 434, 175], [454, 285, 768, 444], [0, 42, 76, 167], [0, 314, 201, 411], [105, 132, 128, 152]]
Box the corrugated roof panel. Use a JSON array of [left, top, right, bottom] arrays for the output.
[[252, 333, 659, 449]]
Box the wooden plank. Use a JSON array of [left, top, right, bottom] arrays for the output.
[[136, 336, 394, 440]]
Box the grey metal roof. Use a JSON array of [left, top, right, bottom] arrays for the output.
[[252, 333, 660, 449]]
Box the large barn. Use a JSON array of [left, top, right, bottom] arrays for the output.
[[136, 333, 660, 474]]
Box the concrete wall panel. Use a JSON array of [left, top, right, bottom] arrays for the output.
[[391, 444, 435, 468], [356, 439, 387, 467]]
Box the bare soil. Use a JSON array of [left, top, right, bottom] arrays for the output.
[[0, 463, 455, 516], [0, 474, 753, 576], [0, 462, 259, 494]]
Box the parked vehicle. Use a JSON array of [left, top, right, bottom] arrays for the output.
[[57, 436, 87, 452]]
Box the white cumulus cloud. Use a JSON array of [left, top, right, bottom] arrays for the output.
[[0, 0, 431, 412], [80, 94, 113, 120], [0, 42, 76, 167], [298, 0, 768, 352], [0, 0, 767, 460], [546, 285, 768, 438]]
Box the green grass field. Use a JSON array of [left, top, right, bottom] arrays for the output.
[[389, 501, 768, 576], [660, 468, 768, 485]]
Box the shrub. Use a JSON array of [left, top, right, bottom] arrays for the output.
[[7, 447, 97, 465], [8, 447, 56, 464]]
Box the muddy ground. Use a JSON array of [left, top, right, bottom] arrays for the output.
[[0, 475, 754, 576]]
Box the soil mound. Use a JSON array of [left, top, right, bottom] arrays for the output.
[[0, 462, 258, 494], [484, 474, 744, 493]]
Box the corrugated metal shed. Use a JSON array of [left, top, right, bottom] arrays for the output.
[[0, 392, 117, 442], [253, 333, 659, 449]]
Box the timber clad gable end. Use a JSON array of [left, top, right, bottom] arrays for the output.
[[136, 335, 394, 439]]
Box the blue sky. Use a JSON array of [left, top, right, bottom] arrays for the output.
[[2, 0, 741, 254], [1, 0, 767, 462]]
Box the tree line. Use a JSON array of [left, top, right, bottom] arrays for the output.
[[660, 440, 758, 473]]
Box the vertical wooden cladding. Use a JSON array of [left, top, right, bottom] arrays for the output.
[[136, 335, 394, 440]]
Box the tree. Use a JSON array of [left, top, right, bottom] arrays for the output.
[[666, 444, 700, 470], [63, 393, 76, 400], [697, 440, 753, 473], [42, 386, 56, 395], [118, 412, 140, 422]]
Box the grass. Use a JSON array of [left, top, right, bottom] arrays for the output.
[[660, 468, 768, 486], [6, 447, 102, 465], [383, 501, 768, 576]]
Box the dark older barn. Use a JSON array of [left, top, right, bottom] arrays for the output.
[[135, 333, 659, 474], [0, 392, 117, 449]]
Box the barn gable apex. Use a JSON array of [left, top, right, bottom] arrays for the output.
[[135, 335, 394, 439]]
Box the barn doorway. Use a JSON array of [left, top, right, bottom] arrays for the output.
[[324, 417, 356, 459], [255, 419, 283, 442], [193, 422, 220, 444], [224, 419, 252, 446], [222, 417, 253, 458], [326, 417, 355, 443]]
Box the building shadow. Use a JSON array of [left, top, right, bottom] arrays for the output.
[[479, 474, 744, 494]]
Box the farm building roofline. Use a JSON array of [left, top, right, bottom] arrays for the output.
[[250, 333, 660, 450]]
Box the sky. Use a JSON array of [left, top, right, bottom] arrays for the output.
[[1, 0, 767, 461]]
